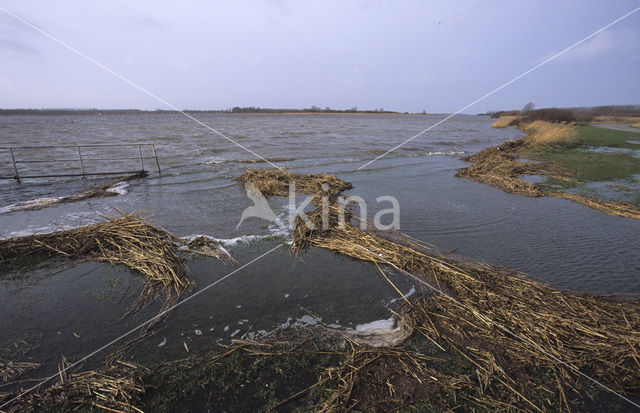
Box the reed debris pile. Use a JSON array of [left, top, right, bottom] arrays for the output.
[[238, 168, 640, 411], [455, 139, 547, 196], [237, 168, 352, 198], [0, 359, 40, 383], [0, 362, 145, 413], [184, 236, 236, 263], [455, 124, 640, 219], [0, 213, 193, 315]]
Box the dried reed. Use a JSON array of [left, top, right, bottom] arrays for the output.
[[0, 213, 192, 316], [520, 120, 577, 147], [0, 360, 40, 383], [240, 168, 640, 411], [491, 116, 519, 129], [455, 137, 640, 219], [237, 168, 352, 198], [1, 361, 145, 413]]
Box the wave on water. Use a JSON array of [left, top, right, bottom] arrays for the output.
[[0, 211, 92, 239], [0, 182, 129, 215], [181, 233, 278, 248], [0, 196, 65, 215], [105, 182, 129, 195], [182, 212, 292, 249], [204, 157, 297, 165], [416, 150, 465, 157]]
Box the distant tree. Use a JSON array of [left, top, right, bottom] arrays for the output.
[[522, 102, 535, 112]]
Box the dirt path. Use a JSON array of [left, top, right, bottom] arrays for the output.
[[591, 123, 640, 133]]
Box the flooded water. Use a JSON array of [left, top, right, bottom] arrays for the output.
[[1, 113, 639, 384]]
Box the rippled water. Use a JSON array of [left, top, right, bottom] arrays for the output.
[[0, 113, 638, 378]]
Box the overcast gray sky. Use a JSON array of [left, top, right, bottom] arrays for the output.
[[1, 1, 638, 113]]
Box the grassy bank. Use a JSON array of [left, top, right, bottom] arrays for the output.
[[459, 121, 640, 218], [520, 125, 640, 203]]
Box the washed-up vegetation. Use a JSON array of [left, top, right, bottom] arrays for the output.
[[0, 360, 40, 383], [0, 172, 147, 214], [0, 361, 145, 413], [2, 170, 639, 412], [463, 121, 640, 218], [236, 168, 352, 198], [165, 169, 640, 411], [0, 213, 193, 320], [0, 214, 233, 333]]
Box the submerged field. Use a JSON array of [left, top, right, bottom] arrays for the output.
[[520, 125, 640, 203], [1, 169, 639, 412], [457, 121, 640, 218], [1, 113, 640, 412]]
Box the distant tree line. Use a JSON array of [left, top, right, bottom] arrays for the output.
[[0, 107, 407, 116], [488, 104, 640, 124], [229, 106, 398, 114], [0, 108, 149, 116], [567, 105, 640, 117]]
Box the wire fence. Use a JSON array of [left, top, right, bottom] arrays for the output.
[[0, 143, 161, 182]]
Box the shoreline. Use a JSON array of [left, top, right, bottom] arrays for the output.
[[456, 121, 640, 219], [2, 170, 639, 411]]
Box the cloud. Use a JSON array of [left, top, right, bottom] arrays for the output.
[[0, 13, 42, 57], [562, 29, 640, 60], [0, 37, 41, 56]]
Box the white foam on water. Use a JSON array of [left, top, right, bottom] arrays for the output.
[[1, 180, 129, 215], [354, 317, 395, 332], [105, 182, 129, 195], [1, 224, 66, 239], [345, 317, 410, 347], [244, 330, 268, 340], [421, 150, 465, 156], [230, 329, 241, 337], [292, 315, 321, 327], [204, 156, 225, 165], [182, 233, 277, 248], [280, 317, 293, 329], [0, 196, 65, 214]]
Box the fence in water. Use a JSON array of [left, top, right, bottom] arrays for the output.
[[0, 143, 161, 182]]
